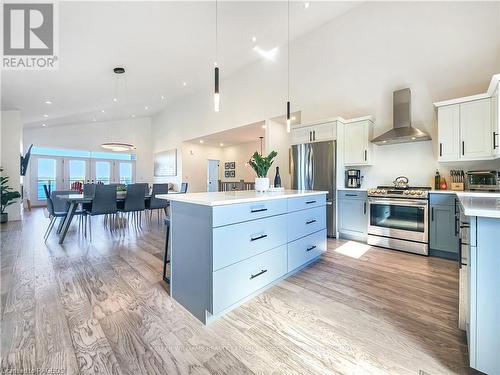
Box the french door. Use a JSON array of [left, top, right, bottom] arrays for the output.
[[31, 156, 135, 206]]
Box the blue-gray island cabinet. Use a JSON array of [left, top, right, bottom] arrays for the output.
[[160, 190, 328, 324], [458, 194, 500, 375]]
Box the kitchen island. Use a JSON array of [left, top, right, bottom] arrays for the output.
[[456, 194, 500, 375], [159, 190, 328, 324]]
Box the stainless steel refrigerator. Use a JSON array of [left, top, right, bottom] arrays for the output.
[[291, 140, 336, 237]]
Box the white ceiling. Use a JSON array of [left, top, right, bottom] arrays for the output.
[[1, 1, 362, 129]]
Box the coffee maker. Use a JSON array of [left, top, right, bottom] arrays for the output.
[[345, 169, 361, 188]]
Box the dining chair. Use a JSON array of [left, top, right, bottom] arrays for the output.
[[84, 184, 118, 240], [180, 182, 188, 193], [147, 183, 169, 224], [43, 187, 84, 242], [118, 183, 146, 227]]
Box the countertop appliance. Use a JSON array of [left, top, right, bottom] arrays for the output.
[[367, 184, 430, 255], [345, 169, 361, 188], [291, 140, 336, 237], [466, 170, 500, 191]]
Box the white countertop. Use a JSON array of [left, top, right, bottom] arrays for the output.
[[157, 190, 328, 207], [457, 195, 500, 219]]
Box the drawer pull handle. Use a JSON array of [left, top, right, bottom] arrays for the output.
[[250, 208, 268, 213], [306, 200, 317, 204], [250, 269, 268, 280], [306, 245, 317, 252], [250, 234, 268, 242], [460, 225, 470, 229], [306, 219, 317, 225], [345, 194, 357, 197]]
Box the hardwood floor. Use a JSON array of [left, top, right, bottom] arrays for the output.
[[1, 208, 473, 374]]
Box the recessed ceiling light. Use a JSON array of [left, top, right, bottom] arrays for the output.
[[131, 114, 136, 118], [251, 36, 257, 43], [199, 140, 204, 144], [42, 123, 46, 127], [113, 97, 118, 103], [144, 106, 149, 110], [43, 114, 49, 118], [304, 2, 310, 9], [45, 100, 52, 105], [291, 116, 296, 121], [220, 143, 224, 147], [101, 110, 105, 113], [182, 82, 187, 86], [262, 124, 267, 129], [161, 95, 166, 100]]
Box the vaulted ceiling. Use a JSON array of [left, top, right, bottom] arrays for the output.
[[1, 1, 362, 128]]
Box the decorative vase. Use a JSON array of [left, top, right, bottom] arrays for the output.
[[255, 177, 270, 192], [0, 213, 8, 224]]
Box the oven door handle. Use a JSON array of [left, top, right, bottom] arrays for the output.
[[368, 198, 428, 207]]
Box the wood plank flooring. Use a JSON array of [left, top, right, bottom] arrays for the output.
[[1, 208, 474, 374]]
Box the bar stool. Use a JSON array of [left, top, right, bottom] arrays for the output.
[[163, 217, 170, 284]]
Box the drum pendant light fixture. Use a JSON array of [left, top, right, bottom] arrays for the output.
[[213, 0, 220, 112], [286, 0, 291, 133]]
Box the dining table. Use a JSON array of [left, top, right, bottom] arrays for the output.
[[56, 192, 177, 244]]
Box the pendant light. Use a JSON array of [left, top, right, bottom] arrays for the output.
[[100, 67, 136, 152], [286, 0, 291, 133], [213, 0, 220, 112]]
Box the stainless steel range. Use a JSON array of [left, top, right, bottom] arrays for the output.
[[367, 177, 430, 255]]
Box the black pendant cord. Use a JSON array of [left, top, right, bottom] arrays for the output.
[[286, 0, 291, 128]]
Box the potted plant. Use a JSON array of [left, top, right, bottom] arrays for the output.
[[1, 168, 21, 223], [248, 151, 277, 192]]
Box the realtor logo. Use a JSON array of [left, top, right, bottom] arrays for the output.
[[2, 2, 59, 70]]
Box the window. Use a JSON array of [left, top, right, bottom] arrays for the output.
[[31, 147, 136, 160], [95, 161, 111, 184], [68, 160, 86, 186], [119, 162, 133, 185], [37, 158, 57, 200]]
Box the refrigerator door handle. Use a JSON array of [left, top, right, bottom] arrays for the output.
[[309, 145, 315, 189]]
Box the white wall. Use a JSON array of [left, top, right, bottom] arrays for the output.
[[181, 142, 223, 193], [152, 2, 500, 188], [221, 140, 263, 183], [23, 117, 154, 183], [1, 111, 23, 221]]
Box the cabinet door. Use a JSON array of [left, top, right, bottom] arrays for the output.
[[291, 127, 312, 144], [312, 122, 333, 142], [460, 99, 492, 159], [492, 84, 500, 157], [339, 198, 367, 234], [344, 122, 368, 166], [437, 105, 460, 161], [429, 204, 459, 258]]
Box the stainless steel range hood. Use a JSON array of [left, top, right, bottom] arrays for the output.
[[371, 88, 431, 145]]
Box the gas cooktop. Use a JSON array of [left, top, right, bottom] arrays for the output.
[[367, 186, 431, 199]]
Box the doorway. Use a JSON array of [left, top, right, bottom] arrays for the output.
[[207, 159, 219, 192]]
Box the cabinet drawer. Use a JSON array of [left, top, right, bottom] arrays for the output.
[[338, 190, 367, 200], [288, 194, 326, 212], [429, 193, 457, 206], [213, 215, 287, 271], [287, 206, 326, 242], [212, 245, 287, 313], [288, 229, 326, 272], [212, 199, 287, 227]]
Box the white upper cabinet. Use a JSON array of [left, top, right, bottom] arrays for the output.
[[291, 121, 335, 144], [344, 119, 374, 166], [435, 74, 500, 162], [437, 105, 460, 161], [492, 81, 500, 157], [459, 99, 491, 159]]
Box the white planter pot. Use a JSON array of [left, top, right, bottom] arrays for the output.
[[255, 177, 270, 192]]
